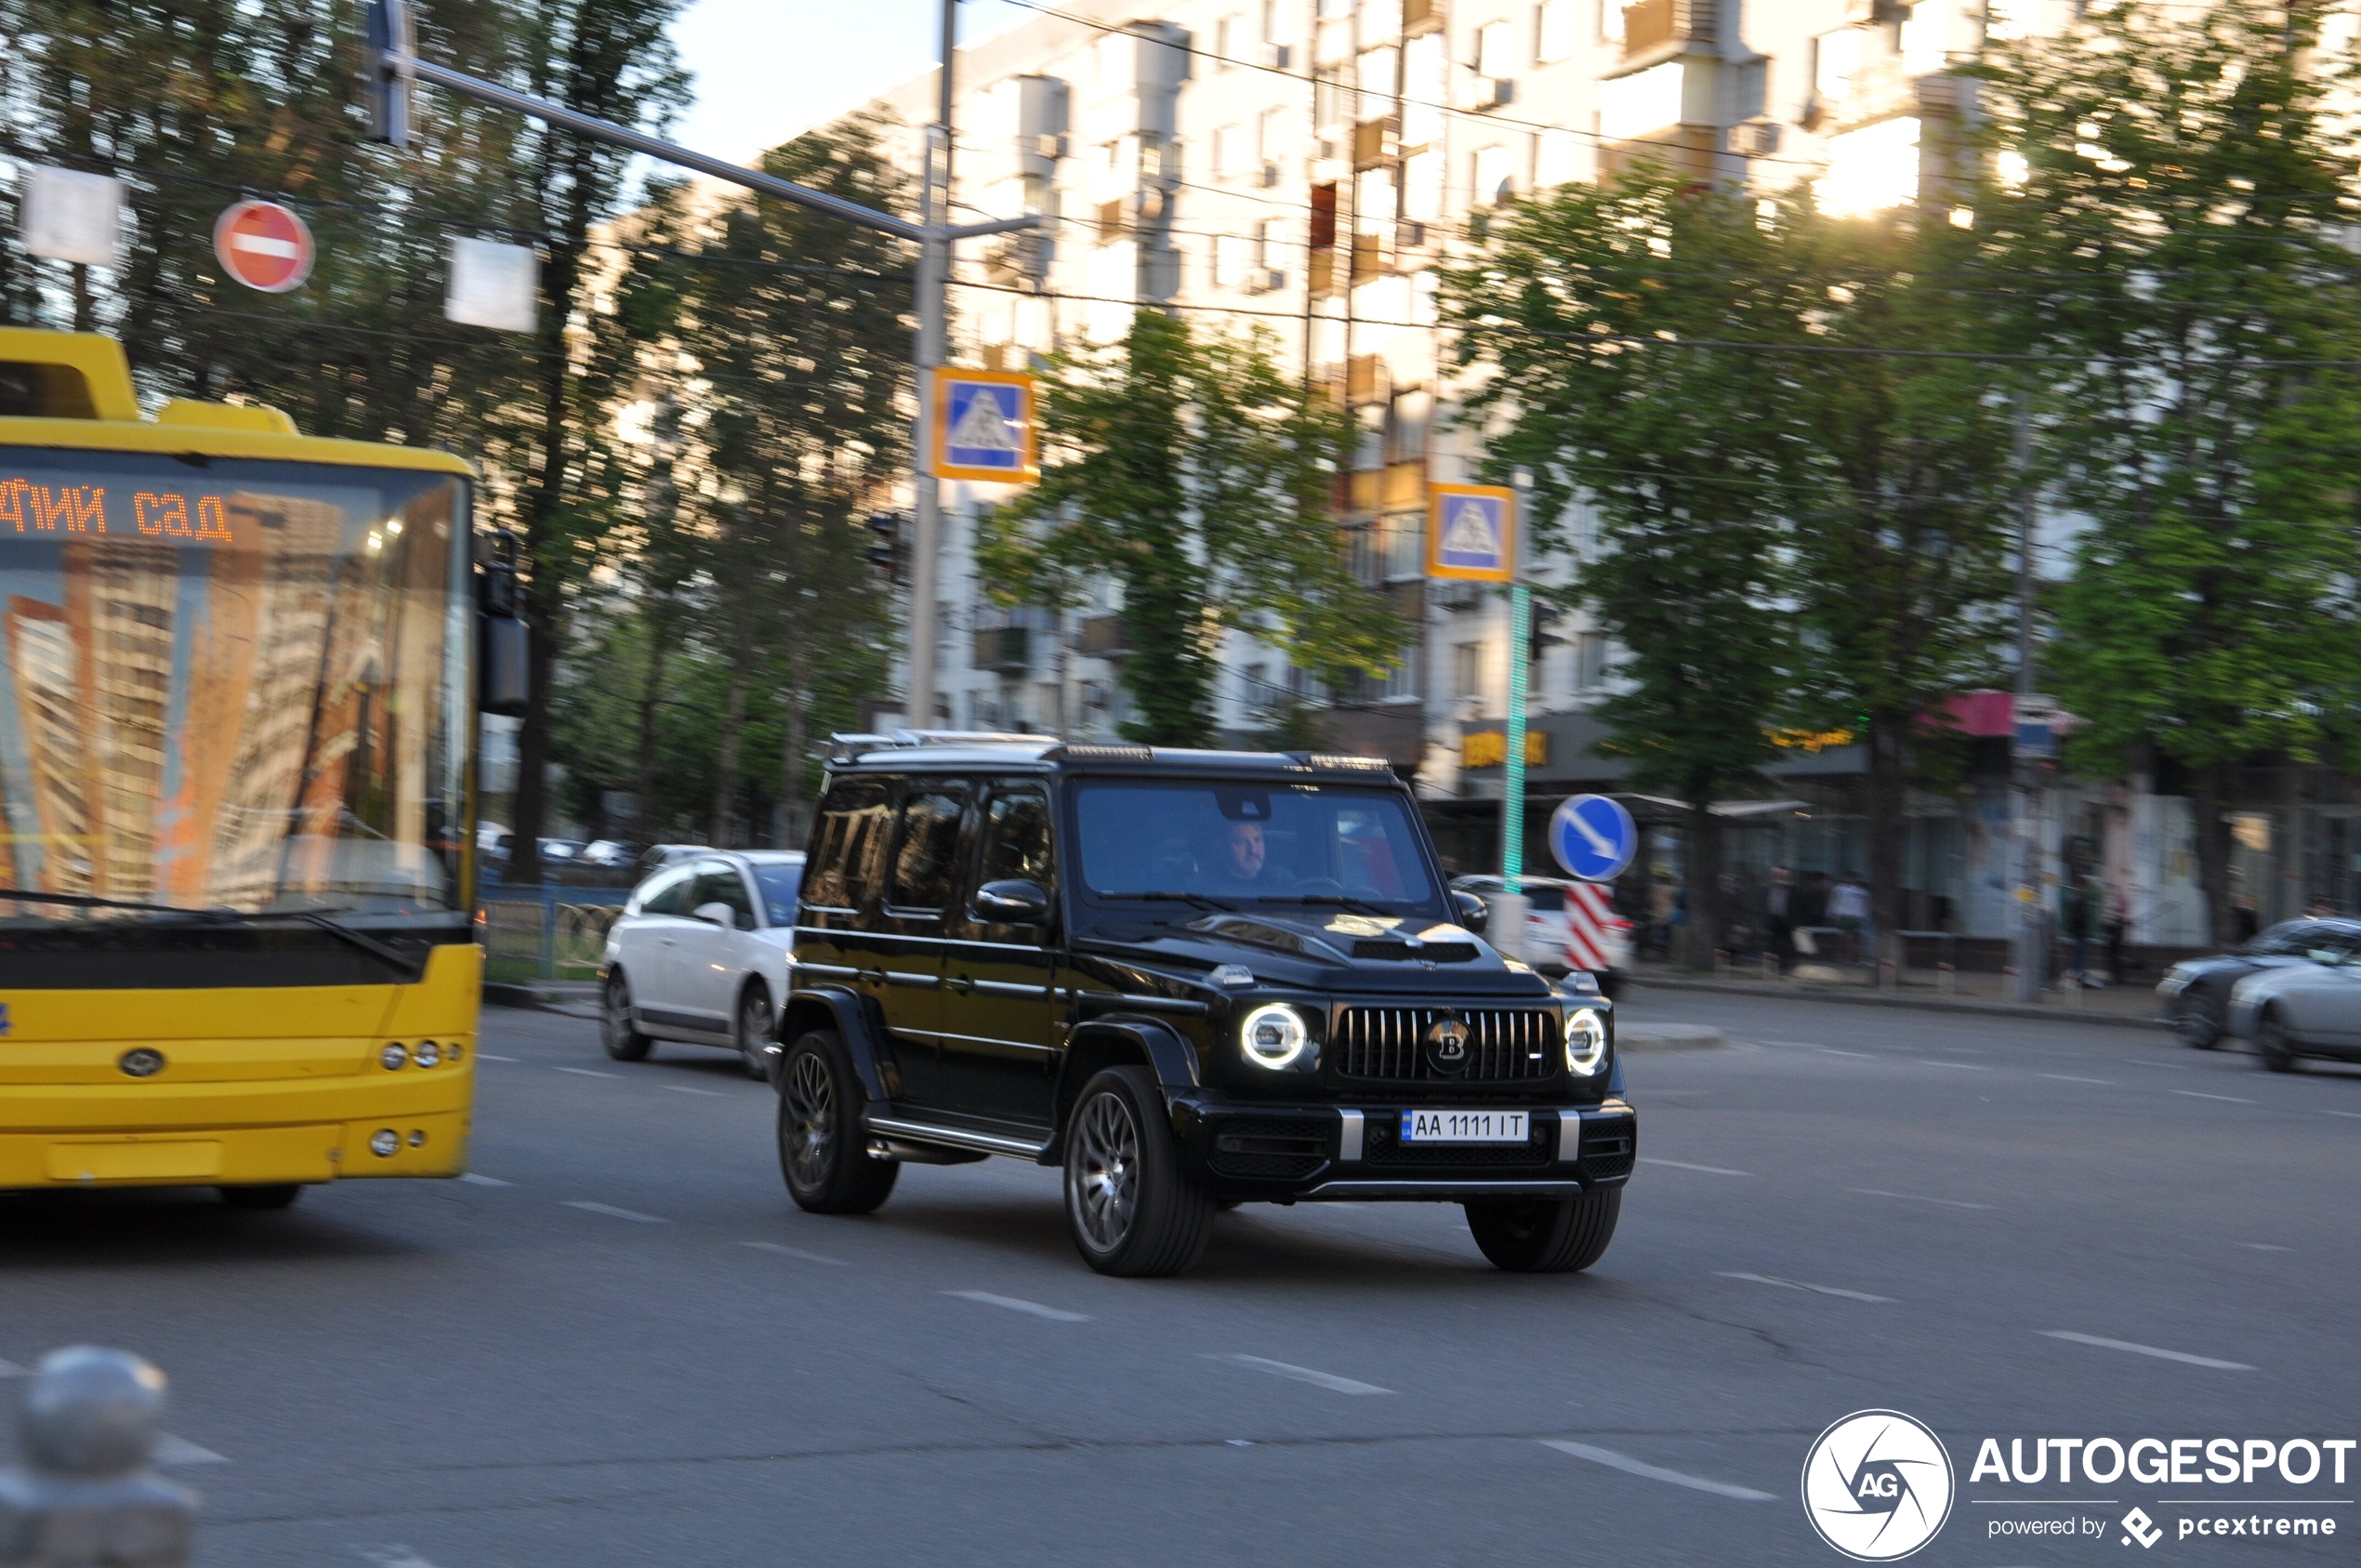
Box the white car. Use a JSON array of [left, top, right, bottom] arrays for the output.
[[600, 850, 804, 1078], [1451, 874, 1632, 995], [2227, 948, 2361, 1073]]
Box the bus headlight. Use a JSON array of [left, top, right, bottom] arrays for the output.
[[1240, 1004, 1310, 1069], [380, 1043, 408, 1071], [414, 1040, 442, 1068], [368, 1128, 401, 1157], [1564, 1008, 1608, 1074]]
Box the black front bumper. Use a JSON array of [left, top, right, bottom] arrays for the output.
[[1171, 1093, 1637, 1201]]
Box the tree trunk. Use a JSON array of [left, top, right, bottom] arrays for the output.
[[1866, 712, 1909, 981], [2191, 759, 2236, 948], [777, 622, 811, 852], [1676, 804, 1723, 971], [631, 618, 670, 843], [708, 648, 753, 848]]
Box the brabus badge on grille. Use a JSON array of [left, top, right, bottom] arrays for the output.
[[1423, 1014, 1471, 1076]]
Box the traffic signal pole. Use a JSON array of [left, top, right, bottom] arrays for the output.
[[362, 0, 1029, 727]]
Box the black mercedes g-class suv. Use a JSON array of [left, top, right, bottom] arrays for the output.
[[772, 733, 1635, 1277]]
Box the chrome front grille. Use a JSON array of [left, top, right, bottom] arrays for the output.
[[1332, 1006, 1560, 1081]]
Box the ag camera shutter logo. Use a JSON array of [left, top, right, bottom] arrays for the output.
[[1802, 1410, 1956, 1561]]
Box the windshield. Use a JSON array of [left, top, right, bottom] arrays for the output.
[[0, 449, 468, 927], [752, 863, 802, 926], [1074, 780, 1440, 913]]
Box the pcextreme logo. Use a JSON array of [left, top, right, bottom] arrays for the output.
[[1802, 1410, 1958, 1561]]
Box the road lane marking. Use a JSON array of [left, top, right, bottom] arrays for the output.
[[561, 1201, 666, 1223], [1539, 1440, 1774, 1501], [663, 1085, 725, 1097], [359, 1548, 442, 1568], [478, 1054, 520, 1062], [554, 1066, 621, 1079], [2042, 1074, 2116, 1085], [1822, 1049, 1877, 1060], [2040, 1331, 2253, 1371], [945, 1290, 1090, 1323], [0, 1359, 24, 1377], [1851, 1188, 1994, 1210], [2237, 1244, 2289, 1252], [2122, 1060, 2188, 1070], [1923, 1061, 1993, 1071], [2173, 1090, 2254, 1104], [458, 1173, 510, 1187], [1640, 1157, 1750, 1177], [743, 1241, 847, 1266], [153, 1433, 227, 1465], [1760, 1040, 1826, 1049], [1715, 1272, 1896, 1304], [1205, 1352, 1392, 1396], [2323, 1110, 2361, 1120]]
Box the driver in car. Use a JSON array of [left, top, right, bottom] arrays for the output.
[[1207, 819, 1292, 895]]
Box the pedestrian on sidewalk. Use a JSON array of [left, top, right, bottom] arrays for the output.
[[1829, 875, 1870, 967], [2059, 874, 2097, 987], [1763, 866, 1793, 972]]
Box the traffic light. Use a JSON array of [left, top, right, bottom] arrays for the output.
[[865, 510, 909, 583], [1528, 601, 1567, 665], [363, 0, 415, 149]]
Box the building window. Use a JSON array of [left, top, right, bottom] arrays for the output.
[[1257, 106, 1286, 161], [1900, 2, 1946, 73], [1216, 12, 1242, 66], [1213, 231, 1253, 287], [1476, 19, 1514, 79], [1575, 631, 1608, 691], [1599, 0, 1625, 44], [1357, 45, 1399, 115], [1815, 28, 1861, 102], [1213, 122, 1245, 177], [1257, 216, 1287, 267], [1534, 126, 1578, 189], [1402, 31, 1446, 145], [1537, 0, 1576, 63], [1600, 59, 1683, 140], [1454, 640, 1484, 703], [1356, 165, 1397, 231], [1402, 148, 1443, 220], [1471, 142, 1515, 207]]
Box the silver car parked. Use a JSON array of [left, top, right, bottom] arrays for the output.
[[600, 851, 803, 1078], [2227, 936, 2361, 1072]]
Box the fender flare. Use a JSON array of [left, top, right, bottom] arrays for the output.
[[778, 983, 890, 1102], [1049, 1016, 1202, 1151]]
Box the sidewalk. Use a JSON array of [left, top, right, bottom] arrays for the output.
[[1627, 958, 2168, 1031], [484, 979, 600, 1018]]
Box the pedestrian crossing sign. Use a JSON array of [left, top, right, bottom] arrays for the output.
[[932, 368, 1038, 483], [1427, 483, 1517, 582]]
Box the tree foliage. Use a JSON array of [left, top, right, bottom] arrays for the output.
[[1972, 0, 2361, 941], [976, 310, 1395, 745]]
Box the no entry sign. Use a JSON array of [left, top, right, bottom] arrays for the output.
[[213, 200, 314, 293]]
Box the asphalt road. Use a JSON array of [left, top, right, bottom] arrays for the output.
[[4, 988, 2357, 1568]]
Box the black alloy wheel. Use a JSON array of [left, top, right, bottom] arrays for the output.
[[1463, 1188, 1621, 1273], [218, 1184, 303, 1210], [736, 984, 775, 1081], [776, 1030, 897, 1214], [601, 971, 653, 1061], [2255, 1013, 2301, 1074], [1062, 1065, 1213, 1277]]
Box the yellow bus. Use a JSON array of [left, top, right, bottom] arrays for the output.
[[0, 326, 516, 1207]]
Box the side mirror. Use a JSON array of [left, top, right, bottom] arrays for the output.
[[478, 529, 529, 718], [1452, 889, 1489, 936], [692, 901, 737, 930], [974, 878, 1049, 924]]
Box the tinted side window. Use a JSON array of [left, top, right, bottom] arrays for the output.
[[639, 867, 692, 916], [978, 789, 1055, 889], [692, 863, 756, 930], [805, 781, 892, 910], [2253, 922, 2315, 955], [889, 789, 967, 912]]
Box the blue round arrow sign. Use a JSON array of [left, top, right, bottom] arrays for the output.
[[1549, 794, 1637, 883]]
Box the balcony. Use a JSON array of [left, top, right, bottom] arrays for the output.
[[973, 625, 1031, 674], [1078, 614, 1131, 658], [1620, 0, 1714, 59]]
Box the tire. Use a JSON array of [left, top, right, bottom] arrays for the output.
[[601, 970, 653, 1061], [2256, 1012, 2301, 1074], [1063, 1066, 1214, 1278], [1464, 1187, 1621, 1273], [218, 1184, 302, 1210], [777, 1030, 897, 1214], [736, 983, 776, 1082], [2178, 995, 2223, 1049]]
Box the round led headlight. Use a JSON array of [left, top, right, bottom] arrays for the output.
[[413, 1040, 442, 1068], [1563, 1007, 1608, 1074], [368, 1128, 401, 1157], [379, 1043, 408, 1071], [1240, 1003, 1310, 1070]]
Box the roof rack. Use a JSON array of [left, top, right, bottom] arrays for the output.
[[1286, 751, 1396, 772], [1040, 742, 1154, 762], [826, 730, 1060, 763]]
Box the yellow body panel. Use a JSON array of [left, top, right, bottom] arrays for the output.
[[0, 942, 481, 1189]]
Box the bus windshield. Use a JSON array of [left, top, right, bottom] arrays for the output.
[[0, 448, 468, 930]]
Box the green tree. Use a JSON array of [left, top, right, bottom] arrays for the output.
[[1442, 167, 1793, 968], [1972, 0, 2361, 942], [977, 310, 1393, 746]]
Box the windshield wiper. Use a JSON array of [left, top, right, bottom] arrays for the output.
[[1255, 892, 1393, 916], [1106, 891, 1237, 913], [0, 889, 418, 973]]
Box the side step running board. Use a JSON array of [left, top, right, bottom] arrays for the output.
[[864, 1114, 1050, 1162]]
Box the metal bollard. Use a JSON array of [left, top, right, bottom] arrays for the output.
[[0, 1348, 195, 1567]]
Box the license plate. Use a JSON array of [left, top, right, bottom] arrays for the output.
[[1400, 1109, 1529, 1144]]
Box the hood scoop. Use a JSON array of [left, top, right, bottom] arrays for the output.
[[1351, 937, 1478, 962]]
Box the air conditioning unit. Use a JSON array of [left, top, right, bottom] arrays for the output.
[[1472, 75, 1515, 111], [1259, 41, 1291, 69], [1034, 132, 1069, 160], [1730, 120, 1781, 157], [1256, 161, 1282, 188], [1844, 0, 1906, 20], [1242, 267, 1287, 294]]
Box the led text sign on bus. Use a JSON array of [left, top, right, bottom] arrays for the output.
[[0, 481, 236, 541]]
